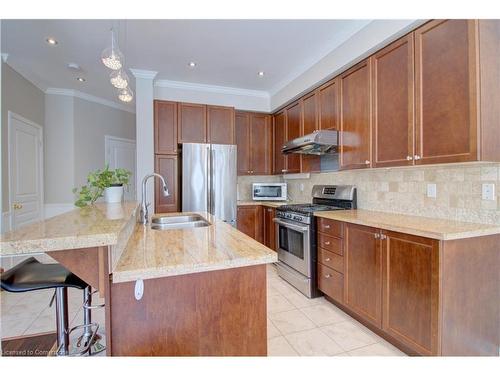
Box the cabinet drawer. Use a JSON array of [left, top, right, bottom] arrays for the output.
[[318, 248, 344, 273], [317, 233, 343, 256], [318, 264, 343, 303], [317, 218, 343, 237]]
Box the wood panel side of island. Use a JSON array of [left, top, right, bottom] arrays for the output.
[[108, 264, 267, 356]]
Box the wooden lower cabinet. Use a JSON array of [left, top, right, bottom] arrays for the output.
[[237, 205, 263, 243], [382, 231, 439, 356], [263, 207, 276, 250], [344, 223, 382, 328], [317, 218, 500, 356], [154, 155, 179, 213]]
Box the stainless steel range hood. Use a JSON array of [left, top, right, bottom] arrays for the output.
[[281, 130, 339, 155]]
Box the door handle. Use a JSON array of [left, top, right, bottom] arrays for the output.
[[324, 241, 331, 245], [13, 203, 23, 210], [324, 274, 331, 279]]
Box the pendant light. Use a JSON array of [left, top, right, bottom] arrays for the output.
[[110, 69, 129, 89], [101, 28, 123, 70], [118, 86, 134, 102]]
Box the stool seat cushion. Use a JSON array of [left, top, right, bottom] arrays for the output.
[[1, 257, 88, 293]]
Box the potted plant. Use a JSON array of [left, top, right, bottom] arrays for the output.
[[73, 165, 132, 207]]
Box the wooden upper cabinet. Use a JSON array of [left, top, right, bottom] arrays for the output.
[[250, 113, 272, 175], [154, 100, 178, 155], [155, 155, 179, 213], [301, 92, 321, 173], [236, 111, 251, 175], [382, 231, 439, 356], [178, 102, 207, 143], [285, 101, 302, 174], [302, 92, 318, 135], [414, 19, 478, 164], [340, 60, 372, 170], [318, 79, 340, 130], [372, 34, 415, 168], [207, 105, 235, 145], [344, 223, 382, 328], [273, 111, 286, 174]]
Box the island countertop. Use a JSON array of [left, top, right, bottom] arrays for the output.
[[112, 212, 277, 283], [0, 202, 139, 255], [314, 209, 500, 240]]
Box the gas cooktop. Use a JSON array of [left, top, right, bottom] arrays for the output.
[[277, 203, 344, 215]]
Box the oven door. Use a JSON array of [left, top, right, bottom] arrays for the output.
[[274, 218, 311, 277]]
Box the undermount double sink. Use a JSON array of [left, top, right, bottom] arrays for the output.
[[150, 214, 211, 230]]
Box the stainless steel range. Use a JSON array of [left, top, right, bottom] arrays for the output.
[[274, 185, 357, 298]]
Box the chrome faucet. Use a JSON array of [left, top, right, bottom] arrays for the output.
[[139, 173, 169, 225]]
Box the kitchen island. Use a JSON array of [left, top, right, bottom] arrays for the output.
[[0, 203, 277, 356]]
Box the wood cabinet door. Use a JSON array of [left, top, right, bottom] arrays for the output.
[[372, 35, 415, 168], [382, 231, 439, 355], [155, 155, 179, 213], [250, 114, 272, 175], [340, 60, 372, 170], [344, 223, 382, 328], [301, 92, 321, 173], [235, 111, 251, 176], [414, 19, 478, 164], [237, 206, 263, 243], [263, 206, 276, 250], [154, 100, 178, 155], [273, 111, 286, 175], [207, 105, 235, 145], [318, 78, 340, 131], [285, 101, 302, 174], [178, 102, 207, 143]]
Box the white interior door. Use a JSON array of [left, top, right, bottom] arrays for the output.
[[105, 136, 136, 201], [8, 112, 43, 230]]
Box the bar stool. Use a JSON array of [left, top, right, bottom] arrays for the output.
[[1, 257, 104, 356]]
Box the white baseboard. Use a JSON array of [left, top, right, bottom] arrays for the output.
[[44, 203, 74, 219]]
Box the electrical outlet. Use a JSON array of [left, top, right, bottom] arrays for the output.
[[427, 183, 437, 198], [299, 183, 304, 192], [482, 183, 495, 201]]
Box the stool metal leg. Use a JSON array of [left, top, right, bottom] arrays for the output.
[[55, 287, 69, 356], [74, 286, 105, 355]]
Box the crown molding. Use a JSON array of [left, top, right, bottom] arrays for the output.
[[45, 88, 135, 114], [154, 79, 270, 99], [1, 53, 8, 63], [129, 69, 158, 80]]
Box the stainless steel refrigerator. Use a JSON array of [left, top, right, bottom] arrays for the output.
[[182, 143, 237, 226]]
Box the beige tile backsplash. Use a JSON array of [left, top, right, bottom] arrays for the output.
[[237, 162, 500, 225]]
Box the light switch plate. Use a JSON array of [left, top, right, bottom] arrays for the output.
[[482, 183, 495, 201], [427, 183, 437, 198]]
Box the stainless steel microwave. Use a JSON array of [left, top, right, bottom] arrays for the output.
[[252, 183, 287, 201]]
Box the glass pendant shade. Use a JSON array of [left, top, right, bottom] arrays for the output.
[[118, 87, 134, 102], [101, 30, 123, 70], [110, 69, 129, 89]]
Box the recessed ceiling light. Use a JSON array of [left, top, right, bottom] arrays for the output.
[[46, 37, 58, 46], [258, 71, 265, 77], [188, 62, 196, 67], [76, 77, 86, 82]]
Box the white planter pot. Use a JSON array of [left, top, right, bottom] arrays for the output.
[[104, 185, 124, 203]]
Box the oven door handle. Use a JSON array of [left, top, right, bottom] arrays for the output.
[[273, 218, 309, 233]]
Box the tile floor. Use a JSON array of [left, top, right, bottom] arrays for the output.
[[0, 264, 405, 356]]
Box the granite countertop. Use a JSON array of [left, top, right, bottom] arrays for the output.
[[0, 202, 138, 254], [112, 212, 277, 283], [314, 209, 500, 240]]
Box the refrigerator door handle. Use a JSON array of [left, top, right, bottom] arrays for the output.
[[210, 148, 215, 215], [206, 145, 211, 215]]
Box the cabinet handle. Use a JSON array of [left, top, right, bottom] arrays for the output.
[[324, 274, 331, 279], [281, 169, 287, 173], [324, 225, 330, 229], [324, 241, 331, 245], [414, 155, 421, 160], [380, 234, 387, 240], [374, 233, 380, 239], [325, 258, 331, 262], [365, 160, 371, 165], [268, 208, 272, 212], [406, 155, 413, 161]]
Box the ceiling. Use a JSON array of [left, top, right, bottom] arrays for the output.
[[1, 19, 372, 110]]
